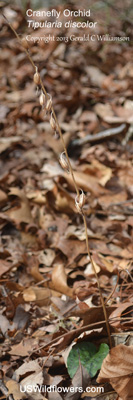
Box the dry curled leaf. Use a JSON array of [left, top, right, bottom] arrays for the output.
[[52, 264, 73, 298], [0, 136, 21, 153], [97, 344, 133, 400], [9, 339, 37, 357], [6, 188, 33, 224], [6, 380, 26, 400], [23, 286, 51, 306], [109, 302, 133, 329]]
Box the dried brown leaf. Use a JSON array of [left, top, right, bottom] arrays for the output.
[[0, 137, 21, 153], [52, 264, 73, 298], [97, 344, 133, 400], [9, 339, 37, 357], [109, 302, 133, 329], [6, 380, 26, 400], [0, 259, 13, 276], [23, 286, 51, 305], [6, 188, 33, 224]]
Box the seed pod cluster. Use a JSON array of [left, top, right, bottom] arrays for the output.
[[39, 92, 45, 106], [33, 67, 40, 86], [50, 112, 57, 131], [46, 94, 52, 112], [21, 37, 29, 50], [75, 190, 86, 213], [59, 152, 69, 173]]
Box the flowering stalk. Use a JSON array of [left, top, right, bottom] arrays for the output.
[[4, 14, 112, 348]]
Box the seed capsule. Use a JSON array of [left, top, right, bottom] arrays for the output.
[[39, 92, 45, 106], [50, 113, 57, 131], [21, 37, 29, 50], [59, 152, 69, 173], [33, 67, 40, 85], [46, 94, 52, 112], [75, 190, 86, 213]]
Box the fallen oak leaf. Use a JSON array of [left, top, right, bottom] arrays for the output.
[[73, 280, 98, 301], [92, 253, 115, 273], [90, 159, 112, 187], [9, 339, 37, 357], [24, 254, 66, 296], [0, 189, 8, 204], [13, 359, 42, 380], [74, 305, 117, 326], [0, 136, 22, 153], [64, 170, 103, 196], [109, 302, 133, 329], [85, 66, 107, 87], [14, 361, 46, 400], [65, 224, 99, 240], [55, 237, 86, 264], [0, 259, 14, 277], [23, 286, 51, 306], [52, 263, 73, 298], [6, 380, 26, 400], [24, 254, 45, 282], [84, 259, 100, 277], [94, 103, 128, 123], [97, 344, 133, 400], [6, 188, 33, 224], [0, 314, 11, 335]]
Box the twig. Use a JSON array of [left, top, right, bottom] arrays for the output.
[[29, 320, 108, 355], [3, 14, 112, 348], [105, 272, 119, 305], [71, 124, 126, 147], [122, 124, 133, 145], [41, 348, 55, 369]]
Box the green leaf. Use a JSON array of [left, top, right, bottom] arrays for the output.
[[89, 343, 109, 377], [67, 341, 109, 378]]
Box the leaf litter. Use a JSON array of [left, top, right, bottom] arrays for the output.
[[0, 1, 133, 400]]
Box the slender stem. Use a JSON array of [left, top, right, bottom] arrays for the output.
[[3, 15, 112, 348], [52, 108, 80, 197], [29, 319, 109, 355], [39, 77, 80, 197], [83, 213, 112, 348]]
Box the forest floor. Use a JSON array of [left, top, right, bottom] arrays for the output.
[[0, 2, 133, 400]]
